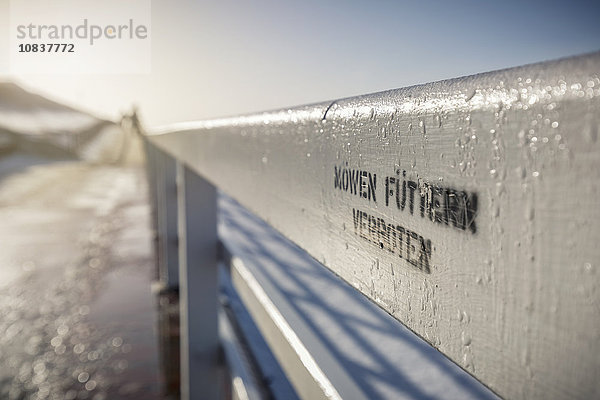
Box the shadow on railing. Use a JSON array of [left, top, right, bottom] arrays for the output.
[[218, 193, 496, 400]]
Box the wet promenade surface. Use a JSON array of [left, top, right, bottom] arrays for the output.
[[0, 152, 163, 400]]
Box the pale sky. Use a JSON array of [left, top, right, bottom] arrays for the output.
[[1, 0, 599, 127]]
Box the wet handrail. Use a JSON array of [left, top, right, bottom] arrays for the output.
[[143, 52, 600, 400]]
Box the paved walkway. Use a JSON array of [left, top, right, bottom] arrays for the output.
[[0, 152, 163, 400]]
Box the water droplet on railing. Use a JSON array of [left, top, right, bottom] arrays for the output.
[[77, 372, 90, 383], [525, 205, 534, 221], [461, 331, 472, 346]]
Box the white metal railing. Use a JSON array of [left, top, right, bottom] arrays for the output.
[[141, 51, 600, 400]]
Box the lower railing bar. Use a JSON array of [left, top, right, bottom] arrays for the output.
[[219, 305, 266, 400]]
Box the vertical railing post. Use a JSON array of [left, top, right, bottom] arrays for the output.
[[155, 148, 179, 289], [176, 161, 220, 400], [143, 139, 160, 280]]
